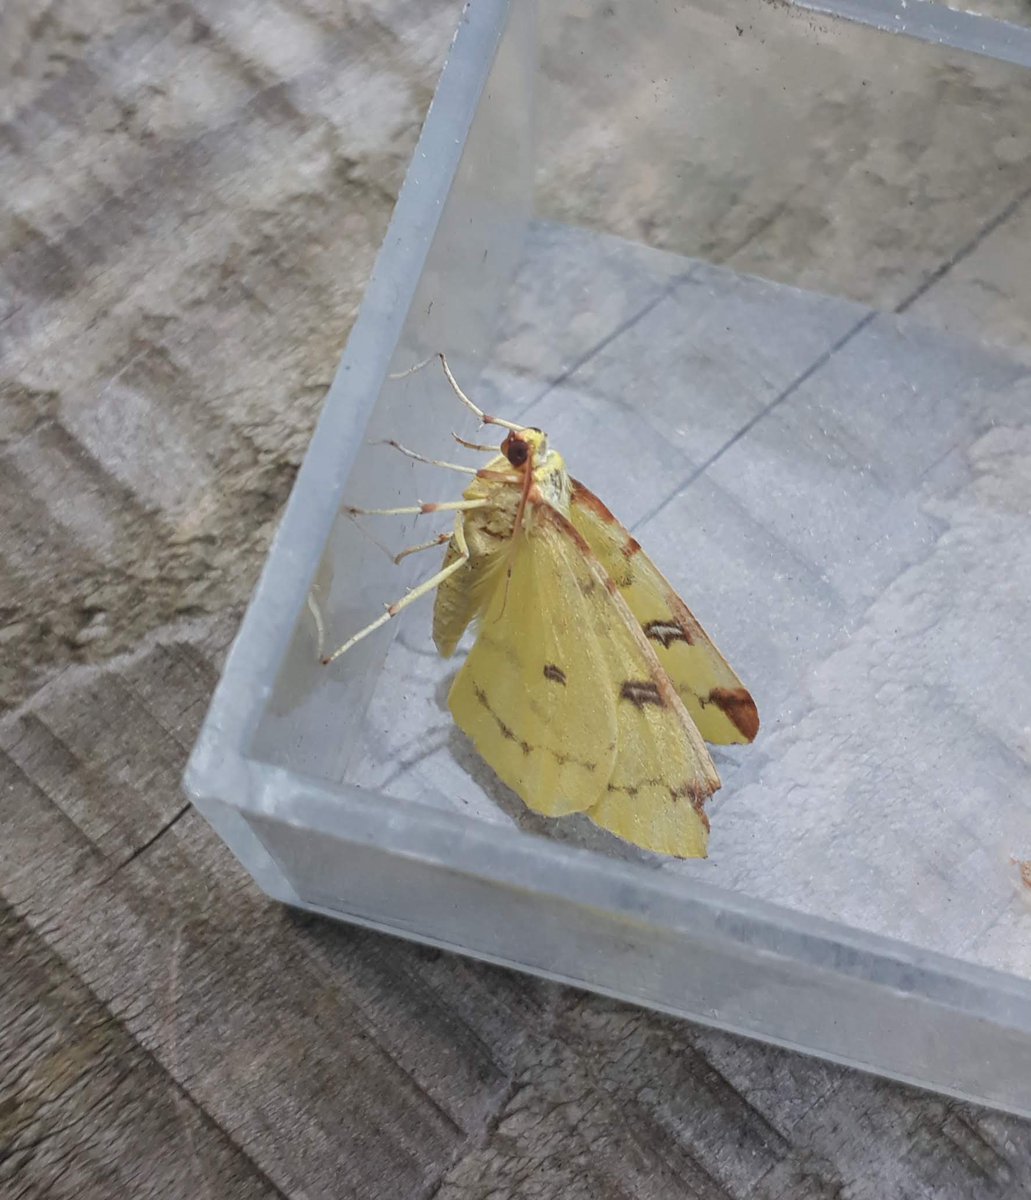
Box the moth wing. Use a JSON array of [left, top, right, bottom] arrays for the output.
[[447, 510, 618, 817], [570, 480, 759, 745], [432, 515, 508, 659], [449, 502, 719, 857], [434, 460, 518, 658]]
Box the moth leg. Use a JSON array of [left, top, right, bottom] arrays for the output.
[[452, 431, 497, 452], [322, 519, 471, 665], [376, 439, 478, 475], [392, 531, 450, 564], [343, 498, 489, 517]]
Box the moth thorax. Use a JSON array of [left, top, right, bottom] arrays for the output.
[[535, 451, 572, 513]]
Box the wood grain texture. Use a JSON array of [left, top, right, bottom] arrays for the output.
[[0, 0, 461, 714], [0, 897, 287, 1200], [2, 1, 1031, 1198]]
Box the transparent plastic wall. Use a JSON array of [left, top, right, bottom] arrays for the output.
[[188, 0, 1031, 1114]]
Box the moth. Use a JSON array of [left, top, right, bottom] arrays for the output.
[[324, 355, 758, 858]]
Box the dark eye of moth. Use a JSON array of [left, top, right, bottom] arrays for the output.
[[505, 438, 529, 467]]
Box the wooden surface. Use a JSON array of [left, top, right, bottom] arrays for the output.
[[3, 2, 1031, 1198]]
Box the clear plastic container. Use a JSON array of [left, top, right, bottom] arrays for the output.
[[185, 0, 1031, 1114]]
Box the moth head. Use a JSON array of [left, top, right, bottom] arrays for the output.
[[501, 427, 548, 470]]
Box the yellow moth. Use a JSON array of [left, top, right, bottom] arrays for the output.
[[324, 355, 759, 858]]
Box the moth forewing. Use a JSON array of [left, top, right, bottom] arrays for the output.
[[431, 450, 528, 657], [432, 510, 511, 658], [569, 479, 759, 746]]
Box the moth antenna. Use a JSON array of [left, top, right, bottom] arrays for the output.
[[437, 353, 522, 432], [387, 353, 523, 431], [388, 355, 436, 381]]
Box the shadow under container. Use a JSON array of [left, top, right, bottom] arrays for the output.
[[186, 0, 1031, 1115]]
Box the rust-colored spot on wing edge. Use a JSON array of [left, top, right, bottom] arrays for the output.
[[707, 686, 760, 742]]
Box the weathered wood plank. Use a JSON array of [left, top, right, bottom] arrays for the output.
[[0, 0, 463, 714], [0, 633, 491, 1198], [0, 897, 286, 1200], [431, 992, 1031, 1200]]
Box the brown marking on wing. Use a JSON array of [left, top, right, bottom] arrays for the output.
[[571, 479, 619, 523], [543, 664, 566, 685], [606, 776, 663, 798], [704, 686, 760, 742], [571, 479, 642, 558], [553, 750, 597, 771], [643, 619, 693, 649], [572, 479, 759, 737], [604, 778, 712, 830], [544, 511, 607, 597], [472, 683, 598, 770], [535, 502, 720, 797], [619, 680, 665, 709], [538, 504, 698, 724], [607, 783, 639, 798], [670, 781, 712, 824], [473, 683, 531, 755], [540, 503, 595, 556]]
